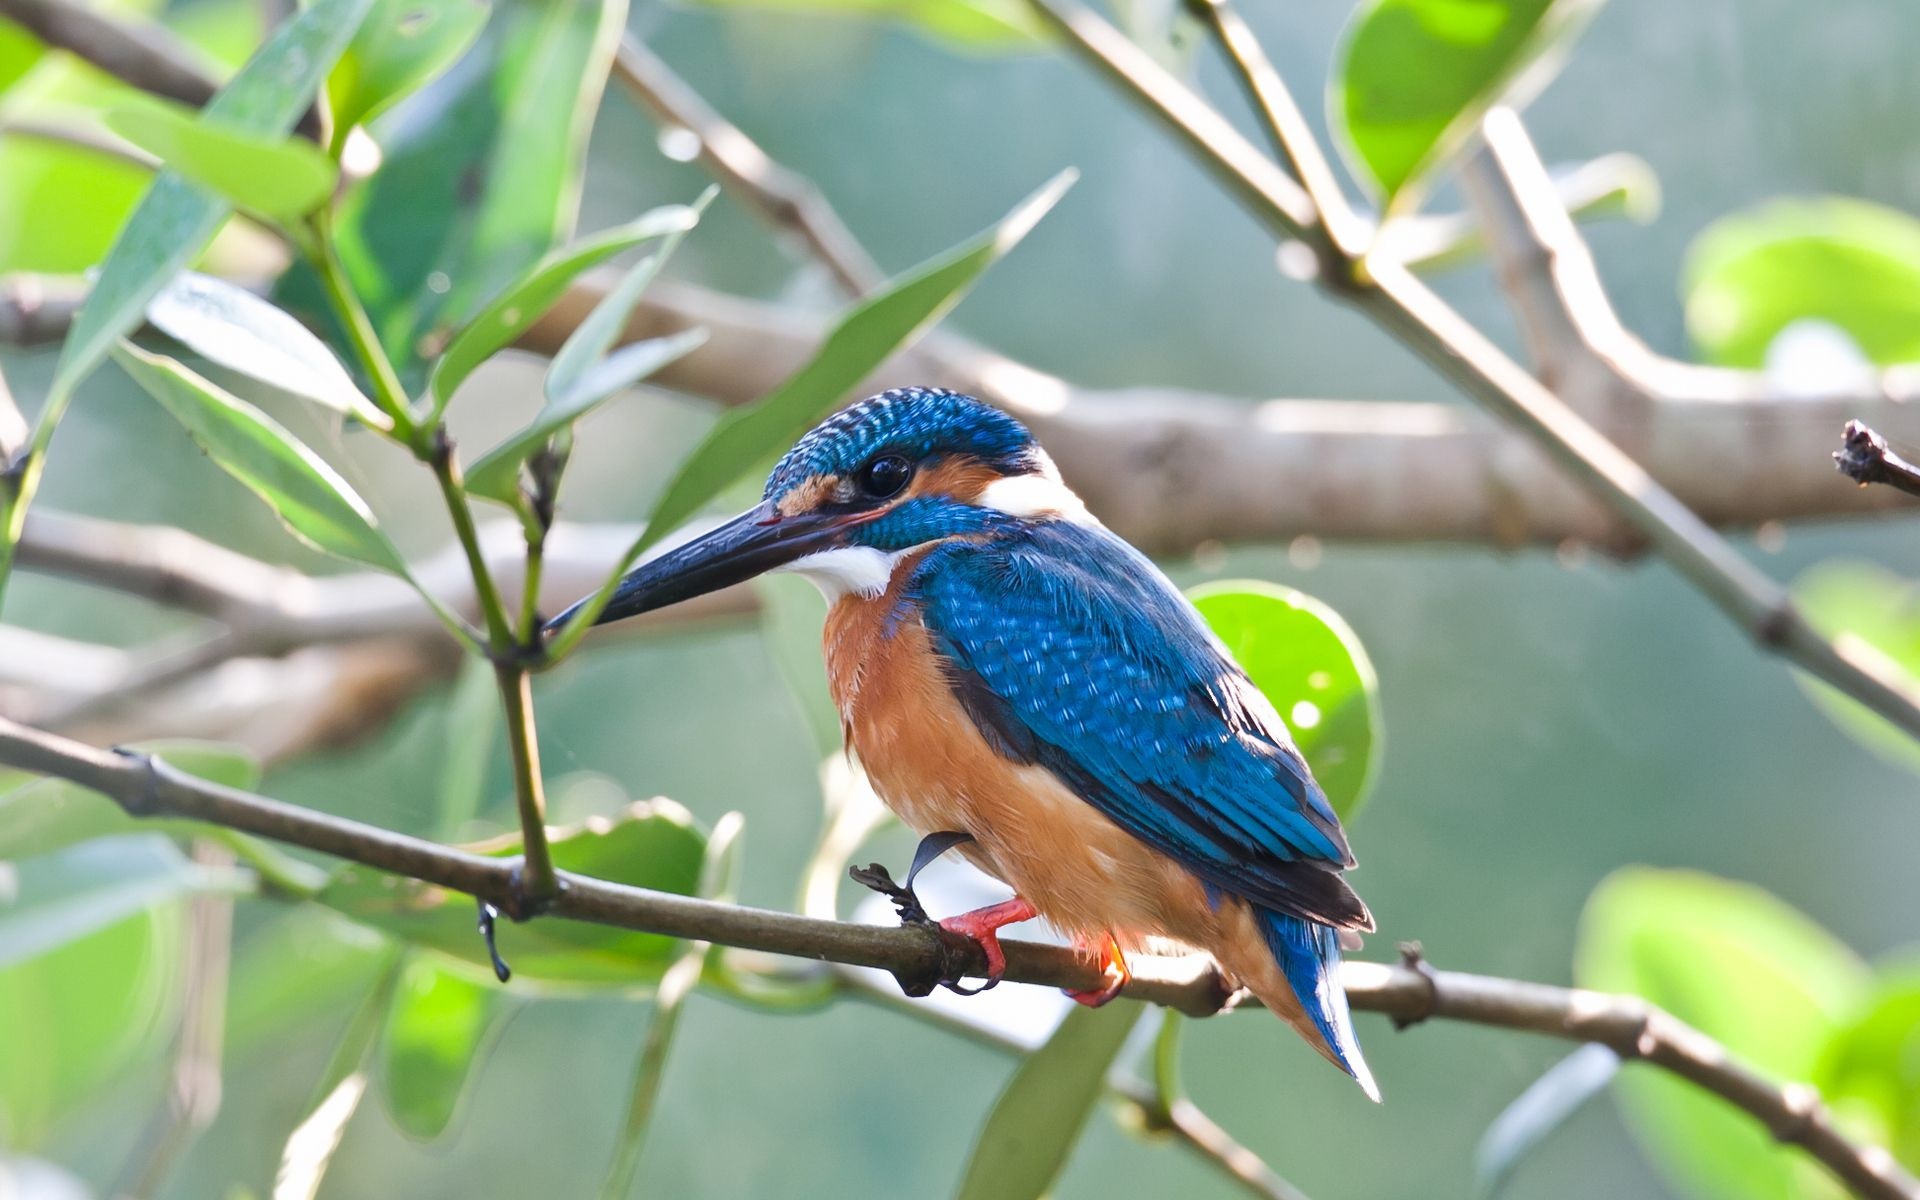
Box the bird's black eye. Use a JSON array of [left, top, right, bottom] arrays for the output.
[[857, 454, 912, 499]]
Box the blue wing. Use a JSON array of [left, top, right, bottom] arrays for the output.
[[912, 521, 1371, 931]]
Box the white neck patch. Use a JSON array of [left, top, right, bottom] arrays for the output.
[[775, 545, 908, 601], [978, 451, 1097, 525]]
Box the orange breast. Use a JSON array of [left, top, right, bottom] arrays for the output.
[[822, 561, 1219, 954]]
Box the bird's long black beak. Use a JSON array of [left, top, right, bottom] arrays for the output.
[[544, 499, 858, 634]]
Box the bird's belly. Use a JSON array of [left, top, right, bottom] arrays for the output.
[[827, 604, 1217, 951]]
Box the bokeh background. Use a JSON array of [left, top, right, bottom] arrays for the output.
[[6, 1, 1920, 1197]]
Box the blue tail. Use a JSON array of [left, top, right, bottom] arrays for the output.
[[1259, 909, 1379, 1101]]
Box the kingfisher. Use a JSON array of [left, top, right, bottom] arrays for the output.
[[548, 387, 1378, 1099]]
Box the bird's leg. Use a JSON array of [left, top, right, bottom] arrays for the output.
[[849, 830, 975, 927], [938, 896, 1039, 992], [1065, 933, 1131, 1008]]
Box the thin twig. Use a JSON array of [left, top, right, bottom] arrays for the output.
[[611, 36, 883, 297], [1025, 0, 1920, 744], [1837, 421, 1920, 498], [0, 714, 1908, 1200]]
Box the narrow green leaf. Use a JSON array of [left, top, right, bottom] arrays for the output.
[[0, 834, 243, 970], [277, 953, 403, 1200], [465, 329, 707, 504], [549, 169, 1074, 655], [1815, 958, 1920, 1170], [1791, 560, 1920, 775], [146, 271, 386, 427], [1189, 581, 1382, 822], [104, 102, 339, 219], [955, 1001, 1142, 1200], [317, 799, 707, 987], [1334, 0, 1603, 213], [688, 0, 1042, 48], [1684, 197, 1920, 368], [1576, 868, 1869, 1200], [327, 0, 492, 151], [115, 343, 410, 575], [379, 955, 510, 1139], [544, 194, 709, 407], [1475, 1044, 1620, 1197], [428, 203, 700, 414], [50, 0, 376, 406], [331, 0, 629, 387]]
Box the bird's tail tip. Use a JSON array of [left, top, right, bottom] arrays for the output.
[[1260, 909, 1380, 1102]]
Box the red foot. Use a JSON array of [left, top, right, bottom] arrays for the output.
[[938, 897, 1038, 985], [1066, 934, 1131, 1008]]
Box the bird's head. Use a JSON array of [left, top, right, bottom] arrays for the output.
[[554, 387, 1088, 629]]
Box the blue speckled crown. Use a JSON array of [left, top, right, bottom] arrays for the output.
[[763, 388, 1035, 501]]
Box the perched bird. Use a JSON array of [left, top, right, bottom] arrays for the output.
[[548, 387, 1378, 1098]]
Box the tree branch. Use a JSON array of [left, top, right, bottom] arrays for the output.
[[0, 713, 1907, 1200], [1024, 0, 1920, 744], [1836, 421, 1920, 498], [610, 36, 881, 297]]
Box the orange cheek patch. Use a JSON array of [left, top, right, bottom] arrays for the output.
[[907, 458, 1001, 504], [777, 474, 841, 517]]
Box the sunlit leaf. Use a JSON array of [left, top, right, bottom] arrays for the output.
[[115, 343, 411, 575], [50, 0, 376, 407], [1334, 0, 1602, 213], [1815, 958, 1920, 1170], [1576, 867, 1868, 1200], [547, 169, 1075, 654], [1684, 197, 1920, 368], [379, 955, 510, 1138], [104, 101, 339, 219], [1189, 581, 1382, 822], [955, 1000, 1142, 1200], [146, 271, 386, 427], [1475, 1044, 1620, 1197], [327, 0, 492, 152], [1791, 560, 1920, 776], [316, 799, 707, 987], [427, 203, 699, 415]]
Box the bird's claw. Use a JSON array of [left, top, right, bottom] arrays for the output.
[[849, 861, 933, 927], [849, 833, 1038, 1001]]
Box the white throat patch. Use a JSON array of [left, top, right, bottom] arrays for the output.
[[775, 545, 908, 601]]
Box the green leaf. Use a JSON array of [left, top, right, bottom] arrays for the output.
[[0, 834, 240, 970], [1334, 0, 1603, 213], [1188, 581, 1382, 822], [0, 872, 185, 1146], [146, 271, 386, 427], [327, 0, 492, 152], [379, 955, 510, 1139], [332, 0, 628, 386], [955, 1000, 1142, 1200], [1576, 868, 1869, 1200], [316, 798, 707, 987], [548, 169, 1075, 655], [1815, 958, 1920, 1170], [50, 0, 376, 407], [465, 329, 707, 504], [543, 197, 708, 408], [427, 203, 700, 415], [104, 101, 339, 219], [1683, 197, 1920, 368], [687, 0, 1042, 48], [114, 343, 410, 575], [226, 908, 394, 1053], [1474, 1044, 1620, 1197], [1790, 560, 1920, 775]]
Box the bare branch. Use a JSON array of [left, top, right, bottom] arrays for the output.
[[0, 713, 1909, 1200], [611, 36, 882, 297], [1025, 0, 1920, 743], [1837, 421, 1920, 498], [0, 0, 218, 110]]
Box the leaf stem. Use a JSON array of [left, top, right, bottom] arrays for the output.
[[306, 224, 414, 440]]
